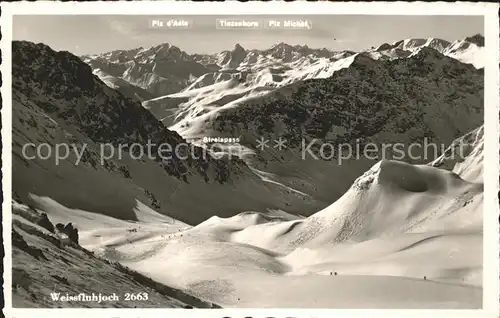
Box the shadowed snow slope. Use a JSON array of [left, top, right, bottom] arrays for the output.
[[92, 68, 155, 102]]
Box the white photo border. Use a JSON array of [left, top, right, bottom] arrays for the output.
[[1, 2, 499, 318]]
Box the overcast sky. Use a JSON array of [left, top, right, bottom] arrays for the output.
[[13, 15, 483, 55]]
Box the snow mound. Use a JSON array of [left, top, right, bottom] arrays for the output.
[[290, 160, 481, 245]]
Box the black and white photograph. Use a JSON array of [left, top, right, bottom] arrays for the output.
[[2, 2, 499, 315]]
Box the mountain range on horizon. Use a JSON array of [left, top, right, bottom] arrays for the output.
[[10, 31, 487, 309], [80, 34, 485, 99], [81, 32, 485, 60]]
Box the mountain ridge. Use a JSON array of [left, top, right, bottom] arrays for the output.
[[81, 34, 485, 109], [12, 40, 330, 225]]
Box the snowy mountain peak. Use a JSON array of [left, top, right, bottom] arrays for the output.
[[153, 43, 184, 59], [464, 33, 484, 47], [269, 42, 318, 56], [409, 46, 447, 59], [132, 43, 190, 64], [424, 38, 452, 52], [271, 42, 293, 49], [350, 52, 378, 66], [233, 43, 246, 53], [392, 38, 451, 53], [353, 159, 431, 193], [443, 36, 485, 69], [394, 38, 427, 51], [215, 44, 249, 69], [375, 43, 393, 52], [156, 42, 173, 52], [262, 42, 311, 62], [410, 46, 443, 58]]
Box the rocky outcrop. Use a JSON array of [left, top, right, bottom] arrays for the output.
[[55, 222, 79, 245], [36, 213, 55, 233]]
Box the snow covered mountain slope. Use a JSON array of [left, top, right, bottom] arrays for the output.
[[84, 42, 359, 103], [12, 41, 326, 225], [15, 39, 484, 223], [57, 156, 482, 308], [10, 38, 484, 309], [20, 157, 481, 308], [84, 35, 483, 110], [167, 47, 483, 205], [91, 68, 156, 102], [11, 200, 220, 308], [371, 35, 484, 68], [444, 39, 485, 69], [82, 43, 215, 98]]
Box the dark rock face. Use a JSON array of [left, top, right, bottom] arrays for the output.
[[54, 222, 79, 244], [12, 229, 48, 261], [35, 213, 55, 233], [70, 229, 79, 244]]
